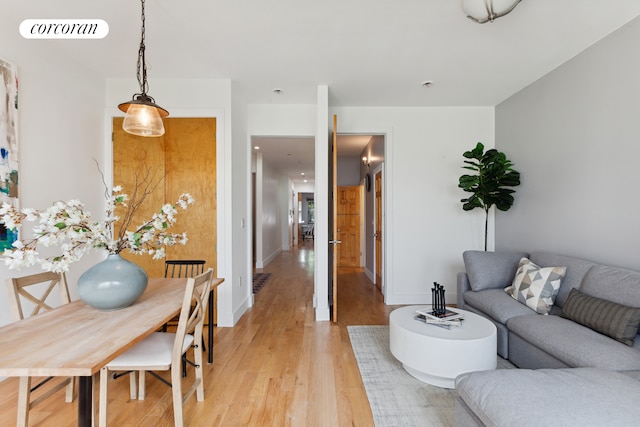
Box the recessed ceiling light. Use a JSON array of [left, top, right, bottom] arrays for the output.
[[254, 146, 260, 150], [301, 172, 305, 176], [421, 81, 434, 88]]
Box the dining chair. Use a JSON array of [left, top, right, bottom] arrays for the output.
[[162, 260, 206, 331], [163, 259, 210, 373], [6, 271, 75, 427], [164, 259, 206, 279], [99, 268, 214, 427], [303, 224, 314, 241]]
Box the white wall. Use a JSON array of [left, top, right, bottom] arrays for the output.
[[257, 157, 282, 267], [315, 86, 330, 320], [0, 25, 106, 328], [331, 106, 494, 304], [495, 16, 640, 271], [231, 83, 251, 323], [248, 104, 317, 136], [280, 176, 293, 250], [294, 182, 315, 193]]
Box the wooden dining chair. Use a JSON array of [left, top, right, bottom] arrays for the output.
[[6, 271, 75, 427], [164, 259, 206, 279], [162, 259, 209, 374], [163, 260, 206, 331], [99, 268, 214, 427]]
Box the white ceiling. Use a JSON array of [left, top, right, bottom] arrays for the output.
[[6, 0, 640, 183]]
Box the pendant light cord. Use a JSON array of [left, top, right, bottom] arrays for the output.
[[136, 0, 149, 97]]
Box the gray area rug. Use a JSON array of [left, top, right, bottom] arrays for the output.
[[348, 325, 457, 427]]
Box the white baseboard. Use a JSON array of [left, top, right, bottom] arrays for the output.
[[315, 306, 330, 321], [364, 267, 374, 282]]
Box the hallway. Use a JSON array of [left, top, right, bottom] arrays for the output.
[[0, 242, 399, 426], [224, 240, 399, 424], [253, 240, 393, 326]]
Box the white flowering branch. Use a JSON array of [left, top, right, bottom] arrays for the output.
[[0, 167, 194, 273]]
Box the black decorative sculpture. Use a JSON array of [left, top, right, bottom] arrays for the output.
[[431, 282, 446, 316]]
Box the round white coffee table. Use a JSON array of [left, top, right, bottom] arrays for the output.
[[389, 305, 497, 389]]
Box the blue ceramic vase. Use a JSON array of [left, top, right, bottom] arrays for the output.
[[77, 254, 148, 311]]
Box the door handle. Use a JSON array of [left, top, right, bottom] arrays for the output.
[[329, 240, 342, 245]]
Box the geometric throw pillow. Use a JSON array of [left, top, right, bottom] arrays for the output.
[[505, 257, 566, 315], [561, 288, 640, 346]]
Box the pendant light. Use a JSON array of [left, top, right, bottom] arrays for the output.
[[462, 0, 523, 24], [118, 0, 168, 137]]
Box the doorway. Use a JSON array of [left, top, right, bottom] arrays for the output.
[[250, 135, 315, 274], [332, 133, 386, 321]]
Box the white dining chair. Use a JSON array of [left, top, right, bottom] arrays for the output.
[[6, 272, 75, 427], [99, 268, 214, 427]]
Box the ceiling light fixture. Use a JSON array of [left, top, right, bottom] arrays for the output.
[[462, 0, 523, 24], [118, 0, 168, 137]]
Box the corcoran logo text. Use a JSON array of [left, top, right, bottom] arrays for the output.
[[20, 19, 109, 39]]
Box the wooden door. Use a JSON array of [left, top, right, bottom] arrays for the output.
[[112, 117, 217, 278], [331, 115, 339, 322], [375, 170, 383, 291], [337, 186, 361, 267]]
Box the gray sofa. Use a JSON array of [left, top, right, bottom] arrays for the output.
[[454, 250, 640, 426], [455, 368, 640, 426]]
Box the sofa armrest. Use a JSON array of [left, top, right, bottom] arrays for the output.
[[457, 272, 471, 309]]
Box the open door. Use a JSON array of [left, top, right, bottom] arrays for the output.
[[329, 115, 340, 322]]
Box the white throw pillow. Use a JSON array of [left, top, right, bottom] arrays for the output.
[[505, 257, 566, 315]]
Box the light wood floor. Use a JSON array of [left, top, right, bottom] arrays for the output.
[[0, 242, 401, 426]]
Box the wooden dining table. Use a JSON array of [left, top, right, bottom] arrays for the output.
[[0, 276, 224, 427]]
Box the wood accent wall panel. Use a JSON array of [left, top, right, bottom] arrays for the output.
[[164, 118, 217, 272], [112, 117, 166, 277], [112, 117, 217, 278]]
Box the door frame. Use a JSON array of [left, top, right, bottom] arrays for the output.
[[332, 128, 391, 306], [372, 162, 384, 296], [105, 107, 232, 322]]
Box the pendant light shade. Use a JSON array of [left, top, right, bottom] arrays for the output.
[[118, 0, 168, 137], [462, 0, 522, 24], [119, 95, 168, 137]]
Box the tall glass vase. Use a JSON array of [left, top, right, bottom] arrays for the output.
[[77, 254, 148, 311]]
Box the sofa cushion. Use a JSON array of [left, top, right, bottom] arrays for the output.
[[580, 264, 640, 308], [507, 314, 640, 370], [505, 258, 566, 315], [455, 368, 640, 427], [463, 289, 535, 324], [463, 250, 528, 291], [529, 251, 595, 308], [561, 288, 640, 346]]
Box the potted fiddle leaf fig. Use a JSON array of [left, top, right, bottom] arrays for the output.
[[459, 142, 521, 251]]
